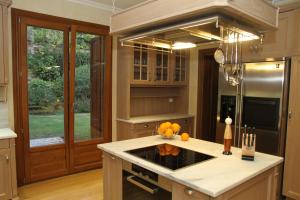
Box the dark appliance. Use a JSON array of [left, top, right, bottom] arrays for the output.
[[242, 97, 280, 131], [125, 144, 215, 170], [220, 95, 236, 124]]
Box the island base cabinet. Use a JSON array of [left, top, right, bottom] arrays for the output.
[[103, 152, 122, 200], [172, 166, 280, 200]]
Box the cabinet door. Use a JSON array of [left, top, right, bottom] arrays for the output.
[[242, 10, 298, 62], [171, 50, 189, 85], [0, 5, 9, 84], [0, 149, 11, 200], [103, 152, 122, 200], [283, 56, 300, 199], [153, 49, 170, 84], [131, 44, 152, 85]]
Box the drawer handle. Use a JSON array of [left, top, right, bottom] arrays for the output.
[[184, 188, 194, 196], [127, 176, 158, 194], [144, 124, 149, 128], [111, 156, 116, 160]]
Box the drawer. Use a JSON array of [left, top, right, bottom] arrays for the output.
[[132, 122, 157, 130], [0, 139, 9, 149], [134, 129, 153, 138]]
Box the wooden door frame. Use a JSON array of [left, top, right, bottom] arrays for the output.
[[196, 48, 217, 140], [12, 9, 112, 185]]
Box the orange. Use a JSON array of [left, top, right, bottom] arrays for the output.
[[164, 128, 174, 138], [159, 123, 168, 133], [165, 122, 172, 128], [181, 133, 190, 141], [158, 127, 165, 135], [171, 123, 181, 133]]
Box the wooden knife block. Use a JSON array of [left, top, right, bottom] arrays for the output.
[[241, 134, 256, 161]]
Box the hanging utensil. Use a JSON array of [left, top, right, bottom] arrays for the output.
[[223, 29, 229, 81], [214, 26, 225, 66]]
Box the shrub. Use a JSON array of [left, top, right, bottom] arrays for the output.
[[74, 65, 91, 113], [28, 78, 57, 108]]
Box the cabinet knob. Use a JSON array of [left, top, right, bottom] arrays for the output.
[[144, 124, 149, 128], [6, 155, 9, 162], [288, 111, 292, 120], [184, 188, 194, 196], [111, 156, 116, 160]]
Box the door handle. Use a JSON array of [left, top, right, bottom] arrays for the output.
[[127, 176, 158, 194]]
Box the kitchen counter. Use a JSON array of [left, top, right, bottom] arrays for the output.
[[0, 128, 17, 139], [98, 135, 283, 198], [117, 113, 194, 124]]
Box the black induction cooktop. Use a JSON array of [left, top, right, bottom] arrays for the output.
[[125, 144, 215, 170]]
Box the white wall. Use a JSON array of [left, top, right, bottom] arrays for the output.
[[3, 0, 118, 140]]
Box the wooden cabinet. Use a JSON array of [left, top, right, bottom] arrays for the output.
[[172, 182, 209, 200], [0, 1, 11, 85], [242, 9, 300, 62], [103, 152, 122, 200], [0, 139, 18, 200], [283, 56, 300, 200], [0, 149, 11, 199], [118, 43, 189, 86], [102, 150, 280, 200], [172, 166, 280, 200], [117, 116, 194, 140]]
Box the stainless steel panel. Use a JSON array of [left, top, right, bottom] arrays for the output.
[[243, 61, 285, 98]]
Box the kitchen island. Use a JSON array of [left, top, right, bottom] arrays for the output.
[[97, 135, 283, 200]]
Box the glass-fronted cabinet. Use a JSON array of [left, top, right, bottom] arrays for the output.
[[174, 50, 187, 84], [132, 44, 150, 83], [155, 48, 169, 83]]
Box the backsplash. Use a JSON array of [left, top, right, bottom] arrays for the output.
[[0, 103, 9, 128]]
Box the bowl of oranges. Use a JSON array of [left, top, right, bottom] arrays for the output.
[[158, 122, 181, 139]]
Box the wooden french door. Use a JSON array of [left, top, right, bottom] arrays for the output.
[[12, 9, 111, 184]]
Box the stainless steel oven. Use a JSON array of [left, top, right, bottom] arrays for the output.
[[122, 161, 172, 200]]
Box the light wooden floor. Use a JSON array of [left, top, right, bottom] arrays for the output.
[[18, 169, 103, 200]]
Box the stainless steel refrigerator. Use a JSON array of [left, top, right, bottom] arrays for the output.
[[216, 59, 290, 156]]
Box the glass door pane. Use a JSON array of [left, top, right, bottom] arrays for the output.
[[27, 26, 65, 147], [74, 32, 105, 142]]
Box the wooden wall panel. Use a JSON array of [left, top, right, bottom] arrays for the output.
[[73, 144, 102, 167], [30, 148, 68, 182]]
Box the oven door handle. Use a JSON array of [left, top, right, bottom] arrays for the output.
[[126, 176, 158, 195]]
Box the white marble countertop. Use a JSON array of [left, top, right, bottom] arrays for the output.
[[0, 128, 17, 139], [117, 113, 194, 124], [98, 135, 283, 197]]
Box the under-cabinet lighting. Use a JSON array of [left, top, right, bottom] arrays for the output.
[[226, 31, 259, 43], [172, 42, 196, 50], [152, 41, 171, 49]]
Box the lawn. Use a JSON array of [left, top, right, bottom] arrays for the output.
[[29, 113, 91, 140]]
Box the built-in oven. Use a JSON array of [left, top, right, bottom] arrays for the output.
[[122, 161, 172, 200], [242, 97, 280, 131]]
